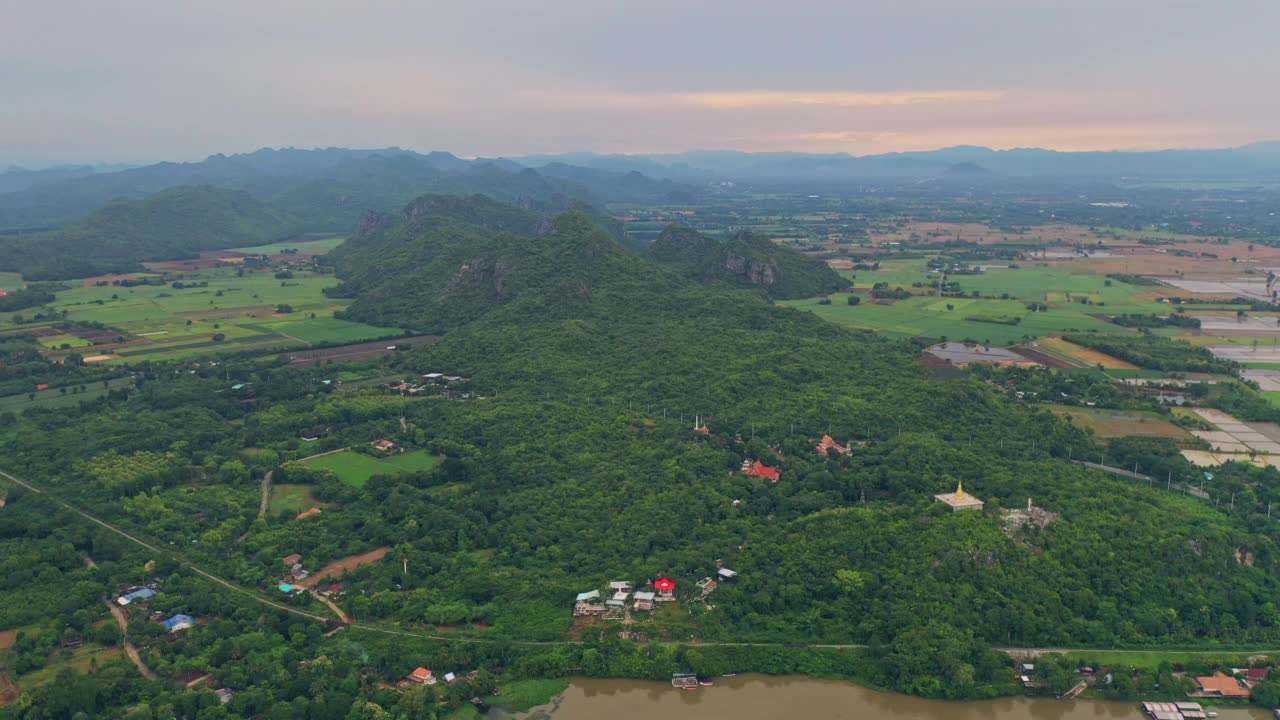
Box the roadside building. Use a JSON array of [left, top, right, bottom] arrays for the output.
[[116, 588, 158, 606]]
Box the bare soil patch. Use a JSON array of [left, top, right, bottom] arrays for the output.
[[0, 630, 15, 649], [286, 336, 438, 367], [298, 546, 390, 588]]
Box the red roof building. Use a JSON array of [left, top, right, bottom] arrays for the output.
[[745, 461, 780, 482], [372, 439, 397, 452], [0, 289, 7, 297], [1195, 672, 1250, 698], [295, 507, 322, 520], [35, 383, 49, 391], [816, 435, 848, 456], [654, 577, 676, 597], [1246, 668, 1269, 684], [282, 553, 302, 566], [407, 667, 436, 685]]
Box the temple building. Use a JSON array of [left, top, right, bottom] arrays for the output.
[[934, 480, 984, 512]]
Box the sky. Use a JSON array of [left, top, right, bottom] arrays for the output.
[[4, 0, 1279, 165]]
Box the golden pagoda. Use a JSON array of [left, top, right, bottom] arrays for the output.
[[935, 479, 984, 512]]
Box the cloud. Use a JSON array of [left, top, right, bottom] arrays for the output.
[[677, 90, 1003, 110]]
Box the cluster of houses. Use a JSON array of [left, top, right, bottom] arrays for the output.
[[574, 568, 739, 617], [380, 374, 475, 399], [395, 666, 480, 690], [278, 553, 310, 593]]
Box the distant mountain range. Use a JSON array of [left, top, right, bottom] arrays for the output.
[[512, 143, 1280, 182], [0, 147, 700, 232]]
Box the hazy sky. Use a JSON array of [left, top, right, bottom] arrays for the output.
[[4, 0, 1279, 164]]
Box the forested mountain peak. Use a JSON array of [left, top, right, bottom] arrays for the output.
[[648, 224, 848, 299], [0, 185, 297, 280], [333, 195, 654, 332]]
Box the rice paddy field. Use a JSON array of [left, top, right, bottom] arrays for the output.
[[784, 260, 1265, 344], [1050, 406, 1190, 439], [0, 239, 403, 363], [300, 449, 441, 488]]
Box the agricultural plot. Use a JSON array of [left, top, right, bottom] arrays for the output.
[[0, 256, 402, 363], [1036, 337, 1137, 369], [0, 377, 134, 413], [1051, 406, 1190, 439], [227, 237, 345, 256], [300, 449, 441, 488]]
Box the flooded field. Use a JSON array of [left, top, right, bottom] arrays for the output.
[[539, 676, 1270, 720]]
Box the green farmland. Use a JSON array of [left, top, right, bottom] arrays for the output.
[[0, 239, 403, 362], [300, 449, 441, 488], [784, 262, 1180, 343]]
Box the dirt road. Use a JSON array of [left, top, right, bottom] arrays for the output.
[[104, 599, 158, 681]]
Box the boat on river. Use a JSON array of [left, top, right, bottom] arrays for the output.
[[672, 673, 699, 690]]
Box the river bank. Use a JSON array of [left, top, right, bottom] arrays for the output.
[[513, 676, 1274, 720]]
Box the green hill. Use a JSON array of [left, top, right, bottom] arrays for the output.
[[648, 224, 848, 299], [332, 195, 667, 332], [0, 185, 298, 280]]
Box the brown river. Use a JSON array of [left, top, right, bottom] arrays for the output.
[[530, 676, 1272, 720]]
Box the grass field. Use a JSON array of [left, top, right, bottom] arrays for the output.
[[0, 240, 403, 363], [1051, 406, 1190, 439], [492, 678, 570, 713], [1062, 649, 1258, 671], [15, 646, 124, 691], [268, 483, 326, 516], [301, 449, 441, 488]]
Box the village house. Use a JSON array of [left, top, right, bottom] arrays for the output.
[[321, 584, 345, 598], [744, 461, 781, 482], [282, 553, 302, 567], [716, 568, 738, 584], [300, 430, 322, 442], [632, 591, 656, 611], [1193, 672, 1250, 698], [574, 590, 605, 616], [215, 688, 235, 705], [609, 580, 633, 594], [654, 577, 677, 601], [163, 614, 194, 632], [372, 439, 398, 453], [934, 480, 984, 512], [816, 435, 849, 456], [696, 577, 717, 596], [296, 507, 322, 520], [116, 587, 158, 606], [611, 589, 631, 606]]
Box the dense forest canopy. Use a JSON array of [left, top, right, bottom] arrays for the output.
[[648, 224, 848, 299], [8, 189, 1280, 717]]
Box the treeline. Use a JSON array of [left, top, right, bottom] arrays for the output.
[[1062, 333, 1238, 373], [1110, 313, 1201, 329]]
